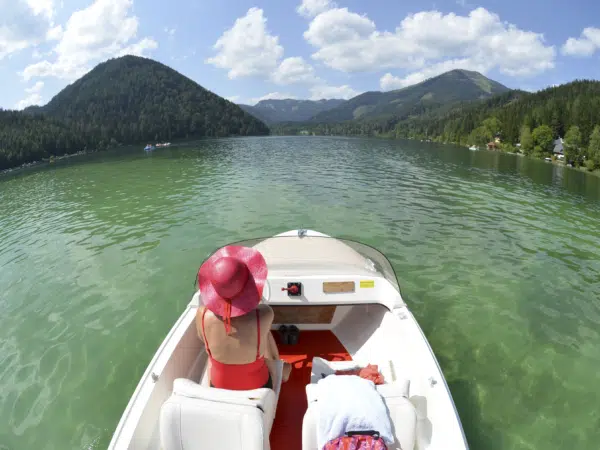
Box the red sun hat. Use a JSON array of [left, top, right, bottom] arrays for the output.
[[197, 245, 268, 333]]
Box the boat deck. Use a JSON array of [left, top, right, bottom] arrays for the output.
[[270, 330, 352, 450]]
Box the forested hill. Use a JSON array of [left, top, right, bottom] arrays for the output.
[[312, 69, 510, 122], [42, 55, 269, 142], [395, 80, 600, 146], [1, 55, 269, 171]]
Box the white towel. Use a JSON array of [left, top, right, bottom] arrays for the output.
[[315, 375, 394, 449]]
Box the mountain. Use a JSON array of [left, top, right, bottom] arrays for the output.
[[394, 80, 600, 148], [238, 99, 346, 123], [272, 79, 600, 170], [1, 55, 269, 171], [312, 70, 510, 122], [41, 55, 269, 143]]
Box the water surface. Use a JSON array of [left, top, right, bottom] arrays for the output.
[[1, 137, 599, 449]]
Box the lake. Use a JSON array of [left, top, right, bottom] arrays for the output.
[[1, 136, 599, 449]]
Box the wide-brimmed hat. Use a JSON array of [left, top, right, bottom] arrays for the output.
[[197, 245, 267, 333]]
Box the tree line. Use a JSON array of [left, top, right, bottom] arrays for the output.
[[1, 55, 269, 171], [273, 80, 600, 171]]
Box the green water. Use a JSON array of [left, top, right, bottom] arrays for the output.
[[1, 137, 599, 450]]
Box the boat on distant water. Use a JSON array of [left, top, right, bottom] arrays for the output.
[[107, 229, 469, 450], [156, 142, 171, 148], [468, 145, 479, 151], [144, 144, 155, 151]]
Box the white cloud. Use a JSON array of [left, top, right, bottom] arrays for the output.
[[15, 92, 43, 109], [207, 7, 321, 87], [15, 81, 44, 109], [117, 38, 158, 57], [271, 57, 319, 85], [562, 27, 600, 57], [310, 84, 359, 100], [164, 27, 176, 37], [250, 92, 298, 104], [304, 7, 555, 78], [380, 58, 490, 90], [21, 0, 157, 81], [297, 0, 335, 18], [206, 7, 283, 79], [26, 81, 44, 93], [0, 0, 55, 60], [225, 95, 241, 103], [26, 0, 55, 20], [46, 24, 63, 40]]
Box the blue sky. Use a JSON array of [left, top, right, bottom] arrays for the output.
[[2, 0, 600, 109]]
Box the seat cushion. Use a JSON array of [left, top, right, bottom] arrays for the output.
[[161, 393, 265, 450], [160, 378, 280, 450]]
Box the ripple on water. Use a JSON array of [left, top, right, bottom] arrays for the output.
[[0, 138, 599, 449]]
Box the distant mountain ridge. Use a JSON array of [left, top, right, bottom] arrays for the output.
[[239, 98, 346, 123], [313, 69, 510, 122]]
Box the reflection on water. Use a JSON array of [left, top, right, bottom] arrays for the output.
[[0, 137, 599, 450]]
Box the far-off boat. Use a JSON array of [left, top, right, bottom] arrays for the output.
[[108, 229, 469, 450]]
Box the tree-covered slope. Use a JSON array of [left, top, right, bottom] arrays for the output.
[[0, 55, 270, 171], [394, 80, 600, 147], [0, 110, 86, 170], [312, 69, 510, 122], [41, 55, 269, 144]]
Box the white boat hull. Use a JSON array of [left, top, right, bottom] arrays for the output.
[[108, 230, 468, 450]]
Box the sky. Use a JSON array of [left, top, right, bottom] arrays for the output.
[[2, 0, 600, 109]]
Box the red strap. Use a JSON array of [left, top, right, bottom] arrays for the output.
[[256, 309, 261, 359], [201, 308, 212, 358], [223, 302, 232, 335]]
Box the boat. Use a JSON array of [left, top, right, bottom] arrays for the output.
[[468, 145, 478, 151], [156, 142, 171, 148], [144, 144, 155, 151], [108, 229, 469, 450]]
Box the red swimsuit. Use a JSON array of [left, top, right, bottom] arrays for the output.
[[201, 308, 271, 390]]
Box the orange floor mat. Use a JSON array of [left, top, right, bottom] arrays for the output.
[[270, 330, 352, 450]]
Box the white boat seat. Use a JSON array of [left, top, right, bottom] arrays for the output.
[[303, 358, 416, 450], [160, 360, 283, 450]]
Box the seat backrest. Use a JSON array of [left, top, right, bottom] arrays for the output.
[[302, 381, 417, 450], [160, 378, 276, 450]]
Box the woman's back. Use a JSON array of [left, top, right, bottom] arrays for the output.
[[196, 304, 274, 364]]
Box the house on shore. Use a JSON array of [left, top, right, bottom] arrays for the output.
[[487, 137, 502, 150], [553, 138, 565, 159]]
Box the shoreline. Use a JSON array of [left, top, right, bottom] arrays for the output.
[[0, 133, 265, 176], [3, 134, 600, 179], [0, 149, 99, 176]]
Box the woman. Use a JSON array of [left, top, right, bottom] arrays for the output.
[[196, 244, 292, 390]]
